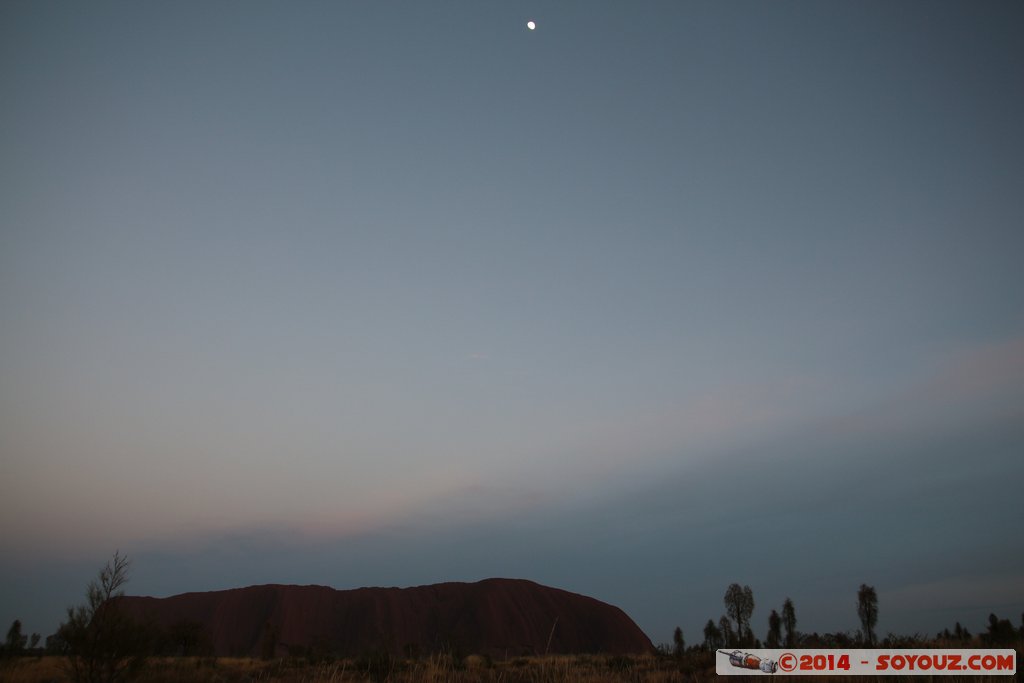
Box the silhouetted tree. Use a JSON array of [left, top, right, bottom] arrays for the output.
[[46, 631, 67, 655], [766, 609, 782, 648], [782, 598, 797, 647], [672, 627, 685, 658], [29, 633, 40, 651], [718, 616, 736, 648], [4, 619, 27, 657], [59, 551, 149, 683], [703, 619, 722, 650], [159, 620, 213, 657], [984, 613, 1015, 646], [857, 584, 878, 647], [259, 620, 279, 660], [724, 584, 755, 644]]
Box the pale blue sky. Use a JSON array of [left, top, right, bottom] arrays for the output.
[[2, 0, 1022, 644]]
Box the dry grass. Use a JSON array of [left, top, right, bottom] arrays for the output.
[[1, 652, 1017, 683], [0, 654, 709, 683]]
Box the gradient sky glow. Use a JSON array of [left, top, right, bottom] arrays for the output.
[[2, 0, 1023, 645]]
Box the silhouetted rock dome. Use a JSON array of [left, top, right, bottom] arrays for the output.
[[117, 578, 654, 657]]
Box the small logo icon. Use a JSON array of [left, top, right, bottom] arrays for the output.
[[719, 649, 779, 674], [778, 652, 798, 672]]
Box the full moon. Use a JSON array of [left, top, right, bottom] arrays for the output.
[[526, 20, 536, 30]]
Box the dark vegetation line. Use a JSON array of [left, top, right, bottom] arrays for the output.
[[664, 582, 1020, 653], [1, 553, 1021, 682]]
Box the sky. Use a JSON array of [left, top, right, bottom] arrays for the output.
[[2, 0, 1022, 646]]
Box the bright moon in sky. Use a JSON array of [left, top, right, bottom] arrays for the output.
[[527, 20, 536, 30]]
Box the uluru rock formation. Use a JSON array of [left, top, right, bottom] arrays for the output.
[[117, 578, 653, 657]]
